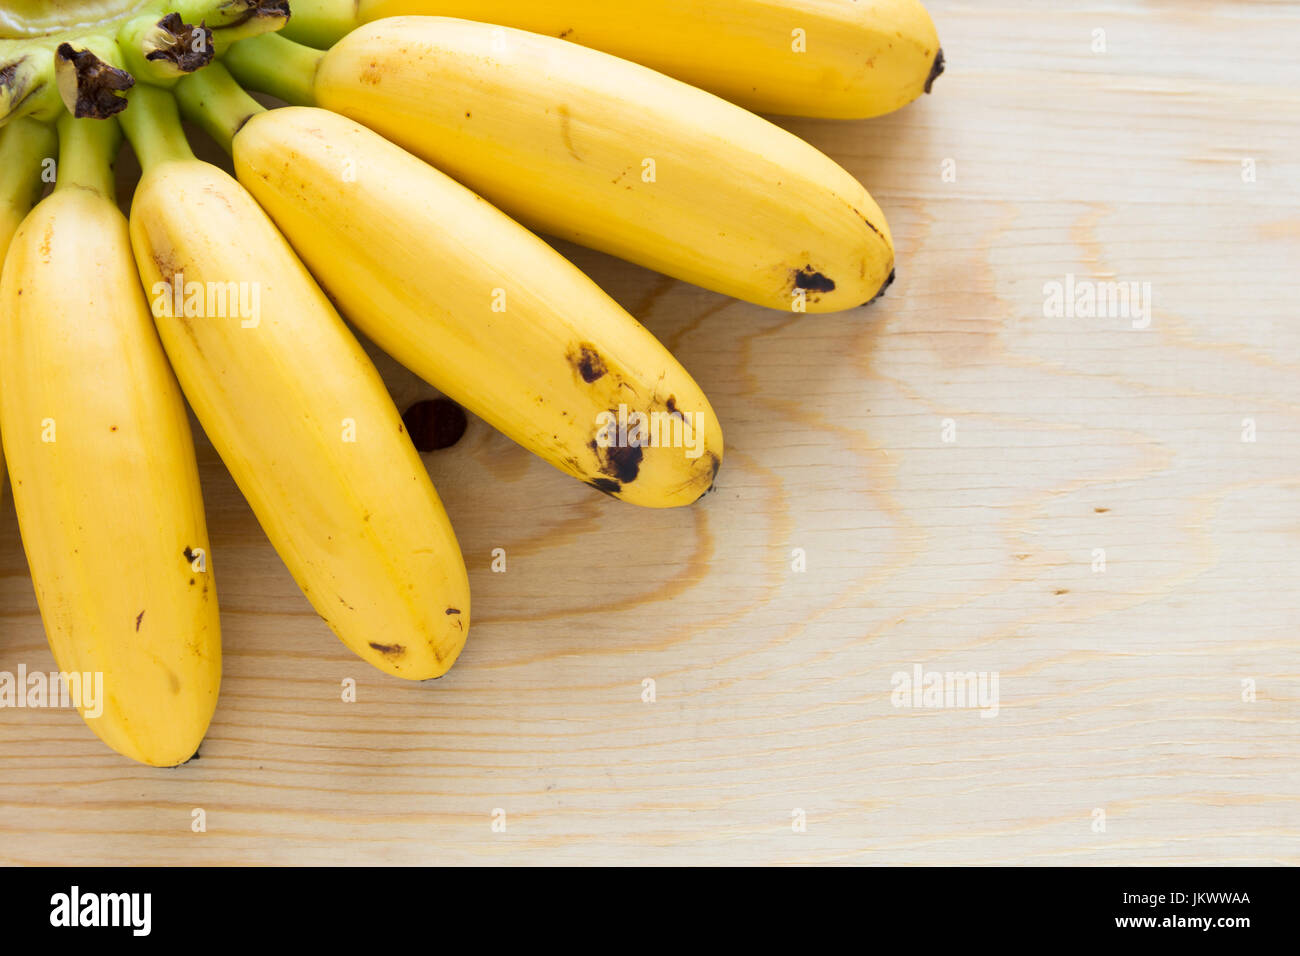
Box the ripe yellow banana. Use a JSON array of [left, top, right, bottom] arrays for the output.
[[224, 20, 895, 314], [282, 0, 943, 119], [120, 86, 470, 680], [0, 117, 56, 506], [175, 66, 721, 506], [0, 115, 219, 766]]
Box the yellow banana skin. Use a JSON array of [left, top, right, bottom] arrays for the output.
[[128, 155, 470, 680], [312, 16, 895, 314], [0, 127, 220, 766], [0, 118, 55, 505], [231, 106, 722, 507], [286, 0, 943, 119]]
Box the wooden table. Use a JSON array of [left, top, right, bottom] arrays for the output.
[[2, 1, 1297, 865]]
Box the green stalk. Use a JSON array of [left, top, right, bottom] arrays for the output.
[[174, 60, 265, 153], [222, 32, 323, 106], [172, 0, 290, 50], [277, 0, 360, 49], [117, 82, 193, 170], [174, 0, 276, 30], [0, 117, 58, 254], [54, 111, 120, 199]]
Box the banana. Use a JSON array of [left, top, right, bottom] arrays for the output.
[[175, 65, 721, 507], [0, 2, 147, 38], [119, 86, 469, 680], [224, 20, 895, 314], [0, 115, 219, 766], [0, 117, 55, 505], [281, 0, 943, 119]]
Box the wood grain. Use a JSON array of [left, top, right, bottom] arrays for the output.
[[2, 0, 1297, 865]]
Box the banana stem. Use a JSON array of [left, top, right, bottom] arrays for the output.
[[0, 117, 57, 245], [175, 61, 265, 153], [222, 32, 323, 107], [173, 0, 280, 30], [54, 112, 121, 199], [277, 0, 361, 48], [172, 0, 290, 51], [117, 83, 193, 171]]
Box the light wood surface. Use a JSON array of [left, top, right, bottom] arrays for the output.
[[2, 1, 1298, 865]]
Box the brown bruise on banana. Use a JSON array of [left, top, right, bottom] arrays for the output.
[[54, 43, 132, 118], [565, 342, 720, 502], [785, 205, 894, 307], [787, 264, 836, 309], [368, 641, 406, 658], [590, 436, 643, 488], [566, 342, 606, 383], [0, 55, 42, 117], [153, 250, 182, 288], [143, 14, 214, 74], [182, 545, 211, 600], [0, 56, 24, 90], [793, 265, 835, 294]]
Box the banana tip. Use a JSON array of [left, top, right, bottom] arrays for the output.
[[867, 268, 896, 306], [925, 49, 945, 94], [158, 746, 201, 768]]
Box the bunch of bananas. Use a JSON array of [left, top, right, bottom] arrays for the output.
[[0, 0, 941, 765]]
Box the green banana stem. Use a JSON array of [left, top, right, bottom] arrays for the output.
[[54, 111, 121, 198], [173, 0, 278, 29], [0, 117, 57, 253], [174, 60, 264, 153], [172, 0, 289, 49], [276, 0, 360, 48], [117, 82, 193, 170], [222, 32, 322, 106], [116, 12, 214, 85]]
